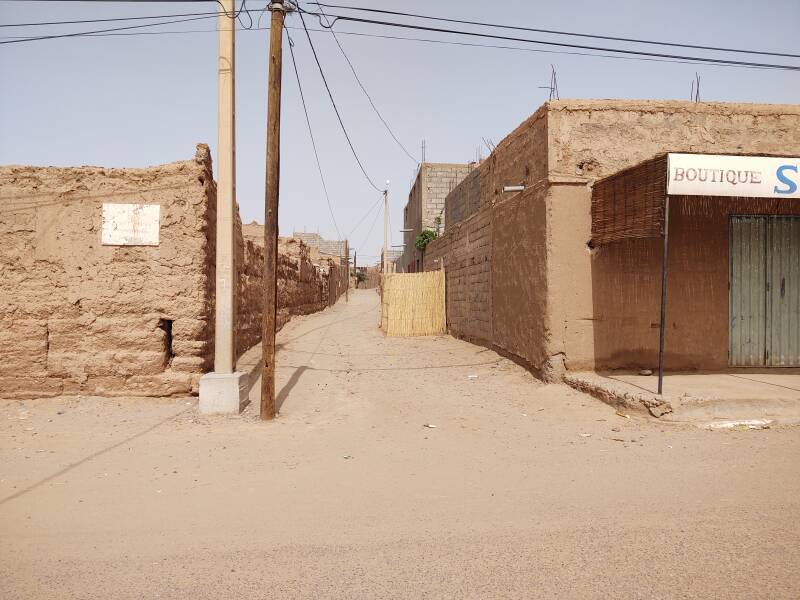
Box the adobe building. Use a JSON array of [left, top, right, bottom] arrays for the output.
[[0, 145, 348, 400], [400, 162, 473, 272], [424, 100, 800, 381]]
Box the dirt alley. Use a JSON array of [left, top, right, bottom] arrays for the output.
[[1, 289, 799, 599]]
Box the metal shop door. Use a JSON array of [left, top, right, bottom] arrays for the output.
[[730, 216, 800, 367]]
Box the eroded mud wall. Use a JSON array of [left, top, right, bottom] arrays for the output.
[[0, 145, 216, 399]]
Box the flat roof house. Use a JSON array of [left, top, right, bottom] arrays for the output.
[[424, 100, 800, 381]]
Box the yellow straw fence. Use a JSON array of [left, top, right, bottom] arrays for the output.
[[380, 270, 446, 337]]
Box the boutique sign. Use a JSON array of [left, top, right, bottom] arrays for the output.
[[667, 153, 800, 198]]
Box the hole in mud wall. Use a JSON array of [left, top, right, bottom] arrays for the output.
[[157, 318, 175, 367]]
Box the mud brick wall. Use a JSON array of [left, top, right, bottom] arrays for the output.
[[424, 203, 493, 343], [546, 100, 800, 373], [428, 100, 800, 379], [0, 145, 216, 399], [445, 168, 482, 230], [236, 225, 348, 358]]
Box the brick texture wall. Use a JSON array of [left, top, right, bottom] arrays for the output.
[[424, 203, 493, 343]]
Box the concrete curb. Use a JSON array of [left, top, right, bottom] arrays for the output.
[[563, 372, 673, 418]]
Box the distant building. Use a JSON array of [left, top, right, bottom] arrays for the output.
[[292, 231, 347, 259], [400, 163, 473, 273], [381, 248, 403, 273]]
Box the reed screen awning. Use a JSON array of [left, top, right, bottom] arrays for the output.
[[591, 154, 668, 246]]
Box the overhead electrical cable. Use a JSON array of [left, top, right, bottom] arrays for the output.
[[0, 0, 254, 44], [297, 9, 384, 193], [0, 22, 787, 73], [347, 195, 382, 240], [299, 7, 800, 72], [0, 13, 219, 44], [312, 3, 800, 60], [0, 9, 222, 27], [286, 30, 342, 241], [314, 2, 418, 164], [357, 198, 383, 253]]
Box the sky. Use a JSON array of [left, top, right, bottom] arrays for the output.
[[1, 1, 798, 264]]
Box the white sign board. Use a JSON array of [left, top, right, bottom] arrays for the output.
[[101, 203, 160, 246], [667, 153, 800, 198]]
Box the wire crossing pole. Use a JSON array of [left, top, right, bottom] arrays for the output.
[[261, 0, 286, 420]]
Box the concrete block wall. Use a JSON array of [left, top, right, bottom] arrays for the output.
[[421, 163, 473, 231], [402, 163, 472, 272]]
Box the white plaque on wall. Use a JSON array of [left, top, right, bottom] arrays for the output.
[[101, 203, 160, 246]]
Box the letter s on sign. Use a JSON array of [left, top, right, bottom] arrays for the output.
[[774, 165, 798, 195]]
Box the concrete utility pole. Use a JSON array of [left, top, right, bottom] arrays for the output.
[[383, 186, 389, 274], [199, 0, 245, 414], [261, 0, 287, 420], [354, 251, 357, 288]]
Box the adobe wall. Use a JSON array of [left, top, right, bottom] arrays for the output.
[[491, 184, 550, 373], [424, 203, 493, 343], [546, 101, 800, 371], [0, 151, 350, 401], [427, 100, 800, 378], [426, 106, 550, 366], [590, 197, 800, 371], [236, 223, 348, 358], [0, 145, 216, 399]]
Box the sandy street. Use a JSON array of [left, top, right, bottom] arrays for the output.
[[1, 289, 799, 599]]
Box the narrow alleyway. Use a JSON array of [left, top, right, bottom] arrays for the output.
[[2, 290, 800, 599]]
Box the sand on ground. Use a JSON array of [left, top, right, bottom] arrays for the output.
[[1, 289, 799, 599]]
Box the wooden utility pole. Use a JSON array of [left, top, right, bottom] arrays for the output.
[[344, 239, 349, 302], [261, 0, 287, 420], [354, 251, 357, 288]]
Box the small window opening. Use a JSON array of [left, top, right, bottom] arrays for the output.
[[157, 319, 174, 366]]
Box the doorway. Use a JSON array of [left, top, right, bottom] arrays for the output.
[[729, 216, 800, 367]]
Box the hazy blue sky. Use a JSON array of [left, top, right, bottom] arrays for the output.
[[2, 0, 798, 263]]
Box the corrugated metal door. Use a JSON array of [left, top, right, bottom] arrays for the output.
[[766, 217, 800, 366], [729, 217, 767, 366], [729, 216, 800, 367]]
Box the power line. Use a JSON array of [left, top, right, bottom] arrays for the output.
[[357, 197, 383, 253], [313, 3, 800, 60], [297, 9, 384, 193], [0, 0, 255, 44], [300, 7, 800, 72], [0, 22, 787, 73], [0, 9, 221, 28], [314, 2, 417, 164], [346, 194, 382, 240], [0, 10, 795, 74], [0, 12, 219, 44], [286, 29, 342, 241]]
